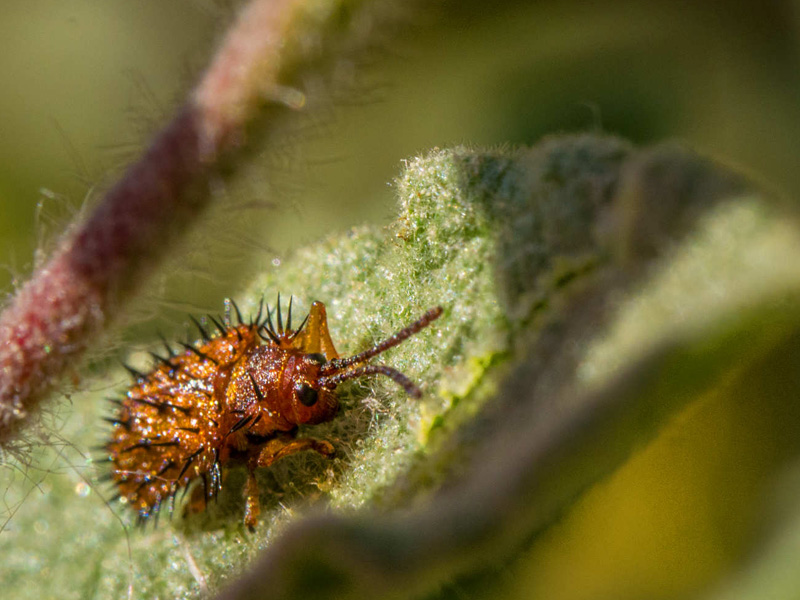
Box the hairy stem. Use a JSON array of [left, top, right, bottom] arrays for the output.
[[0, 0, 396, 449]]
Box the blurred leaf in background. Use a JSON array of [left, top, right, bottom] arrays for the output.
[[4, 0, 800, 316], [0, 1, 216, 292]]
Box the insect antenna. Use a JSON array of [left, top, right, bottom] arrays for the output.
[[318, 364, 423, 398], [320, 306, 443, 374]]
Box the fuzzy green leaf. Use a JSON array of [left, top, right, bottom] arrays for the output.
[[4, 135, 800, 600]]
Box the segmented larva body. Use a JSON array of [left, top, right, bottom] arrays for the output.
[[102, 297, 442, 530]]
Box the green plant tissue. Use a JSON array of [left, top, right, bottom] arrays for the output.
[[4, 134, 800, 600]]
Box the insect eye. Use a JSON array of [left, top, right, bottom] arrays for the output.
[[307, 353, 327, 365], [296, 383, 318, 407]]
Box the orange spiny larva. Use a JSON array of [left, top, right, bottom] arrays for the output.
[[100, 295, 443, 530]]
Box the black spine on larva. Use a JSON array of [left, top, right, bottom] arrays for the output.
[[123, 363, 146, 381], [149, 352, 173, 369], [209, 314, 227, 337], [230, 414, 255, 433], [258, 326, 281, 345], [252, 297, 264, 328], [201, 474, 210, 507], [130, 397, 161, 410], [189, 315, 211, 342], [276, 293, 284, 333], [158, 334, 176, 358], [178, 447, 203, 481], [102, 416, 131, 430], [264, 308, 279, 342], [179, 342, 219, 365], [248, 372, 266, 402], [230, 299, 244, 325], [289, 312, 309, 341]]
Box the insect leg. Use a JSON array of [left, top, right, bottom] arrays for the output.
[[241, 437, 335, 530], [255, 436, 335, 469], [243, 469, 261, 532]]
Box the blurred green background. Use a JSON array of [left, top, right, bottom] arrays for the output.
[[3, 1, 800, 307], [3, 1, 800, 599]]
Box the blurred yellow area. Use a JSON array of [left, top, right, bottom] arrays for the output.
[[503, 343, 800, 600]]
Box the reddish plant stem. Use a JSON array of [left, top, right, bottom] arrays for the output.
[[0, 0, 312, 448]]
